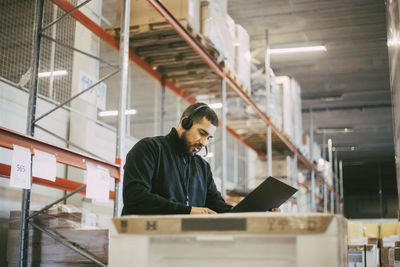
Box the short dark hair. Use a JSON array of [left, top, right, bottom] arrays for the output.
[[180, 102, 219, 127]]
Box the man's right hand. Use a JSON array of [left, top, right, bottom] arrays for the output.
[[190, 207, 216, 214]]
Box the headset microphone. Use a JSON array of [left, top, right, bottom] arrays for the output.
[[204, 145, 208, 158]]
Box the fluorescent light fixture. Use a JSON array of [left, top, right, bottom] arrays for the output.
[[270, 46, 326, 55], [315, 127, 352, 134], [38, 70, 68, 77], [332, 146, 357, 152], [209, 103, 223, 109], [303, 94, 343, 102], [98, 109, 137, 117]]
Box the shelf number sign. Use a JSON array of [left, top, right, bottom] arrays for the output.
[[10, 145, 32, 189]]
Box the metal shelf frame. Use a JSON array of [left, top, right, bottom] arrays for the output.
[[4, 0, 128, 265]]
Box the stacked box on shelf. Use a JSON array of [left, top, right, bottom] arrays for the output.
[[276, 76, 303, 146], [302, 134, 310, 159], [200, 0, 234, 68], [117, 0, 200, 34], [268, 69, 283, 129], [291, 78, 303, 148], [277, 76, 294, 141], [235, 24, 251, 92], [250, 68, 282, 130], [7, 209, 109, 266], [317, 159, 333, 185], [110, 213, 348, 267], [225, 14, 236, 74], [312, 141, 322, 163]]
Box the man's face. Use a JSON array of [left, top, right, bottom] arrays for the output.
[[180, 117, 217, 156]]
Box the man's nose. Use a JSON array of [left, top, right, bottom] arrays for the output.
[[199, 136, 207, 146]]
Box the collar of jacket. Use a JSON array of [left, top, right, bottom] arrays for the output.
[[166, 128, 187, 156], [167, 128, 193, 163]]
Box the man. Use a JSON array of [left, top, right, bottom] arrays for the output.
[[122, 102, 232, 215]]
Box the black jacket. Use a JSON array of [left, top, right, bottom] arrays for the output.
[[122, 128, 232, 215]]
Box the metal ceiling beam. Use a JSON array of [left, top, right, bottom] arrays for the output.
[[302, 103, 391, 112]]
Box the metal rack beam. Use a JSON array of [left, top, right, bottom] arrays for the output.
[[0, 126, 120, 179]]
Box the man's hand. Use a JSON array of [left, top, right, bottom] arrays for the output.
[[190, 207, 216, 214]]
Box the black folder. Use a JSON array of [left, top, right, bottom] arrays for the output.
[[230, 176, 298, 212]]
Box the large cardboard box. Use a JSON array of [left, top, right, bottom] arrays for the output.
[[116, 0, 200, 34], [110, 213, 348, 267]]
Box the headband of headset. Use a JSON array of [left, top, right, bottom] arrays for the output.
[[181, 104, 208, 130]]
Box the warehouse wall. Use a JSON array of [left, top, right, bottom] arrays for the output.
[[386, 0, 400, 218]]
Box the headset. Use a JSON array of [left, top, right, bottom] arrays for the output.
[[181, 104, 209, 130]]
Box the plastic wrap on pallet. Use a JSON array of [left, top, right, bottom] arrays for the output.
[[117, 0, 200, 34], [200, 0, 233, 67], [277, 76, 294, 141], [276, 76, 303, 147], [235, 24, 251, 91], [317, 159, 333, 185], [291, 79, 303, 148], [312, 141, 322, 163], [302, 134, 310, 159], [225, 14, 236, 72], [249, 68, 282, 130]]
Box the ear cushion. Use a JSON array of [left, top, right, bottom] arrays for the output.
[[182, 117, 192, 130]]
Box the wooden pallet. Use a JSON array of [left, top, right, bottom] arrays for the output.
[[108, 21, 230, 98]]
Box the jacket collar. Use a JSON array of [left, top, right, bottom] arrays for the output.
[[167, 128, 191, 158]]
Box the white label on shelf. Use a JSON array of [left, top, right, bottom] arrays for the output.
[[32, 149, 56, 182], [10, 145, 32, 189], [86, 163, 110, 202]]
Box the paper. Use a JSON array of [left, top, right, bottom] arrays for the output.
[[32, 149, 56, 182], [10, 145, 32, 189], [86, 163, 110, 202]]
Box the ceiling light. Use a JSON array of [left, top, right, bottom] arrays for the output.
[[38, 70, 68, 77], [315, 127, 353, 134], [209, 103, 222, 109], [269, 46, 326, 55], [98, 109, 137, 117], [303, 94, 343, 102], [332, 146, 358, 152]]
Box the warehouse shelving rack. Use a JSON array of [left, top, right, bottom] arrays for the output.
[[3, 0, 342, 266], [45, 0, 341, 210]]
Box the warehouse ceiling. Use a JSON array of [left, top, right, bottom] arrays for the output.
[[228, 0, 394, 165]]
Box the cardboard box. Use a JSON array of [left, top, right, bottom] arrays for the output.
[[116, 0, 200, 34], [381, 247, 395, 267], [110, 213, 348, 267], [348, 244, 379, 267]]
